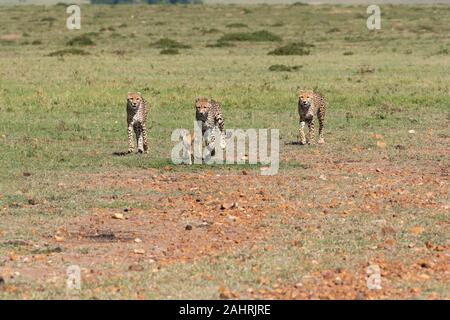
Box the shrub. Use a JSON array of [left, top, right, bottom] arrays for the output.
[[47, 48, 90, 57], [226, 23, 248, 28], [160, 48, 179, 55], [219, 30, 281, 42], [268, 64, 302, 72], [66, 35, 95, 46], [206, 40, 234, 48], [268, 42, 314, 56], [151, 38, 191, 49]]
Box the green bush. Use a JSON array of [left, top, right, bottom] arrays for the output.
[[66, 35, 95, 46], [151, 38, 191, 49], [219, 30, 281, 42], [268, 64, 302, 72], [268, 42, 314, 56], [160, 48, 179, 55], [47, 48, 90, 57]]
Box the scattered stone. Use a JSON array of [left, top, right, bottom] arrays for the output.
[[134, 238, 142, 243], [22, 172, 32, 177], [319, 174, 327, 181], [221, 202, 237, 210], [185, 224, 193, 231], [112, 213, 125, 220], [408, 129, 416, 134], [128, 264, 144, 272], [133, 249, 145, 255]]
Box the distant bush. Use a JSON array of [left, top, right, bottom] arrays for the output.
[[268, 64, 302, 72], [41, 17, 56, 23], [206, 40, 234, 48], [150, 38, 191, 49], [160, 48, 179, 55], [31, 40, 42, 45], [226, 23, 248, 28], [47, 48, 90, 57], [268, 42, 314, 56], [343, 51, 354, 56], [291, 2, 308, 6], [326, 27, 340, 33], [201, 28, 220, 34], [66, 35, 95, 46], [219, 30, 281, 42], [436, 48, 449, 55]]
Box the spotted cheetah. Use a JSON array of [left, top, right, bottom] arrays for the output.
[[297, 90, 326, 145], [194, 97, 227, 155], [126, 92, 149, 154]]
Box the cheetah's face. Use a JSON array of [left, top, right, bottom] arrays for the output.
[[298, 91, 313, 109], [127, 92, 142, 109], [195, 97, 209, 118]]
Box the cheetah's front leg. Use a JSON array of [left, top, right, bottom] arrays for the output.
[[306, 119, 315, 145], [127, 124, 134, 153], [298, 120, 306, 145], [136, 126, 144, 154], [318, 109, 325, 144], [142, 124, 149, 154]]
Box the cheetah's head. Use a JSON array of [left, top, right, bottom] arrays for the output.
[[298, 90, 313, 108], [195, 97, 209, 117], [127, 92, 142, 109]]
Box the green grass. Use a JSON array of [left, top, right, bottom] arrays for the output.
[[0, 3, 449, 300]]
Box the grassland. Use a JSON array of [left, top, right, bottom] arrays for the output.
[[0, 4, 449, 299]]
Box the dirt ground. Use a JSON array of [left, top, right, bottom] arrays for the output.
[[1, 136, 448, 299]]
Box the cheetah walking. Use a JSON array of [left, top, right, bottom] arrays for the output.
[[297, 90, 326, 145], [194, 97, 227, 156], [126, 92, 149, 154]]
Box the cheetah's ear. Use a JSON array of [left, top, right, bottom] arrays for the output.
[[137, 92, 142, 96], [195, 97, 200, 103]]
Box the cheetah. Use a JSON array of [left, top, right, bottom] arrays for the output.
[[297, 90, 326, 145], [126, 92, 149, 154], [194, 97, 227, 156]]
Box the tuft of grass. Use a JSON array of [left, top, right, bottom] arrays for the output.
[[291, 1, 308, 6], [66, 35, 95, 46], [268, 64, 302, 72], [201, 28, 220, 34], [31, 40, 42, 45], [206, 40, 235, 48], [46, 48, 90, 57], [219, 30, 281, 42], [150, 38, 191, 49], [160, 48, 179, 55], [327, 27, 340, 33], [436, 48, 449, 55], [226, 23, 248, 28], [268, 41, 314, 56]]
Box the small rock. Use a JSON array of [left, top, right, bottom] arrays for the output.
[[28, 198, 37, 205], [54, 235, 65, 242], [112, 213, 125, 220], [375, 168, 383, 173], [134, 238, 142, 243], [22, 172, 31, 177], [133, 249, 145, 255], [128, 264, 144, 272], [221, 202, 235, 210], [319, 174, 327, 181], [185, 224, 193, 231], [408, 129, 416, 134]]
